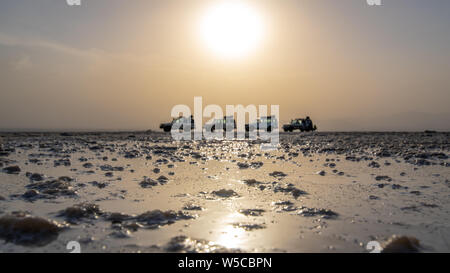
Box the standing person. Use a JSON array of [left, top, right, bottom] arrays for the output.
[[305, 116, 312, 130]]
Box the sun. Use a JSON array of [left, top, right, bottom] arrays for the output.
[[200, 1, 265, 58]]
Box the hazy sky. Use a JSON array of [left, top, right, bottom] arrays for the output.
[[1, 0, 449, 131]]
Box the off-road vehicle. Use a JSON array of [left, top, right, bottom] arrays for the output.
[[282, 117, 317, 132], [204, 116, 236, 132], [245, 115, 278, 132], [160, 116, 195, 132]]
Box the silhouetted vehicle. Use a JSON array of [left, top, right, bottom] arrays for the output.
[[160, 116, 195, 132], [204, 116, 236, 132], [282, 117, 317, 132], [245, 115, 278, 132]]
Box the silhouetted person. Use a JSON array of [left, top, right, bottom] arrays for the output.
[[305, 116, 312, 130]]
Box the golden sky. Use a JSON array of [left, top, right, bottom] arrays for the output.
[[0, 0, 449, 131]]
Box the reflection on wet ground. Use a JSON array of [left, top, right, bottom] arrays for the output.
[[0, 131, 449, 252]]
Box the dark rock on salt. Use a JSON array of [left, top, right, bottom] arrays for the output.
[[0, 211, 67, 246], [156, 158, 169, 165], [411, 159, 431, 166], [26, 177, 76, 198], [345, 156, 359, 162], [100, 165, 124, 172], [420, 202, 438, 208], [391, 184, 408, 190], [27, 173, 44, 181], [212, 189, 239, 198], [291, 188, 307, 198], [297, 206, 339, 219], [157, 175, 169, 184], [165, 235, 239, 253], [58, 176, 74, 182], [54, 158, 71, 167], [237, 162, 250, 169], [382, 236, 421, 253], [376, 150, 391, 157], [123, 222, 143, 232], [316, 170, 326, 176], [232, 223, 266, 231], [59, 203, 103, 221], [124, 150, 140, 158], [82, 163, 93, 168], [139, 177, 158, 188], [183, 204, 203, 211], [400, 206, 420, 212], [22, 189, 39, 199], [243, 179, 263, 187], [2, 165, 20, 174], [273, 184, 307, 199], [250, 162, 264, 169], [89, 145, 102, 151], [109, 229, 132, 239], [105, 212, 135, 223], [272, 200, 294, 206], [375, 175, 392, 182], [272, 201, 297, 211], [269, 171, 287, 178], [136, 210, 194, 227], [89, 181, 108, 188], [239, 209, 265, 216], [368, 161, 380, 168]]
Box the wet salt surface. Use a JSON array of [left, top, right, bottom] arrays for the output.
[[0, 131, 449, 252]]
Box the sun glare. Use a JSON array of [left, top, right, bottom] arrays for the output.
[[200, 1, 265, 58]]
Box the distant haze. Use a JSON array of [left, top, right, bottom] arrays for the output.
[[1, 0, 449, 131]]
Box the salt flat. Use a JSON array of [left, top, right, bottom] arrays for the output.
[[0, 131, 449, 253]]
